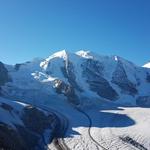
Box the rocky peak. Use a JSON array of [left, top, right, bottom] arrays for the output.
[[0, 62, 11, 86]]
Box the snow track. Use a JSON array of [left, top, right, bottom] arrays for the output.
[[75, 107, 108, 150]]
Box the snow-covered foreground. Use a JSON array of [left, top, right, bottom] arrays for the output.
[[1, 95, 149, 150], [87, 104, 150, 150], [44, 99, 150, 150]]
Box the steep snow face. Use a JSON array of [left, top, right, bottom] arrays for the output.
[[40, 50, 69, 82], [1, 50, 150, 106], [40, 50, 68, 69], [143, 62, 150, 68]]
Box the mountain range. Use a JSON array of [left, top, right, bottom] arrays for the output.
[[0, 50, 150, 150]]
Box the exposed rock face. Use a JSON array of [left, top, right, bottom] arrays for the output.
[[0, 62, 11, 86], [136, 96, 150, 107], [0, 123, 29, 150], [1, 102, 13, 112], [0, 123, 40, 150], [22, 106, 52, 134], [0, 62, 12, 95], [14, 63, 22, 71], [0, 101, 56, 150], [112, 61, 138, 96], [15, 125, 40, 150], [54, 79, 79, 104], [82, 59, 104, 76], [61, 60, 82, 92], [119, 136, 147, 150], [82, 59, 119, 100], [146, 72, 150, 83]]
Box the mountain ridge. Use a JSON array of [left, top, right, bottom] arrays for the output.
[[0, 50, 150, 106], [1, 50, 150, 150]]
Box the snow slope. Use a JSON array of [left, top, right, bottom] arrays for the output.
[[143, 62, 150, 68], [0, 50, 150, 150]]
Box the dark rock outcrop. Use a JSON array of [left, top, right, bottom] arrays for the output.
[[112, 61, 138, 96], [0, 103, 55, 150], [1, 102, 13, 112], [0, 123, 29, 150], [0, 62, 12, 95], [54, 79, 79, 104], [119, 136, 147, 150], [136, 96, 150, 107], [82, 59, 119, 100], [14, 63, 22, 71], [22, 106, 52, 134], [0, 62, 11, 86], [146, 72, 150, 83], [61, 60, 82, 92], [0, 122, 40, 150]]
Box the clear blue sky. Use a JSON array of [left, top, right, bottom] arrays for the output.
[[0, 0, 149, 65]]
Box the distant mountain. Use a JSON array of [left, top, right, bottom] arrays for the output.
[[0, 50, 150, 106]]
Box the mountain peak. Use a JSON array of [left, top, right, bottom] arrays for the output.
[[50, 50, 68, 59], [76, 50, 93, 59], [40, 50, 69, 70], [143, 62, 150, 68]]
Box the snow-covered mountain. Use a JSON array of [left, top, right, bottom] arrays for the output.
[[1, 50, 150, 106], [143, 61, 150, 68], [1, 50, 150, 150]]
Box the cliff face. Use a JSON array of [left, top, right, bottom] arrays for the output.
[[111, 60, 138, 96], [0, 62, 11, 86], [0, 98, 56, 150]]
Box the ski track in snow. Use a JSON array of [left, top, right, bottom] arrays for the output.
[[87, 105, 150, 150], [2, 93, 150, 150], [75, 107, 108, 150]]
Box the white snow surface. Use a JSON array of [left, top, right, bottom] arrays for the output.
[[44, 98, 150, 150], [143, 62, 150, 68], [1, 50, 150, 149]]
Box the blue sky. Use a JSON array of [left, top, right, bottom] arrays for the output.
[[0, 0, 149, 65]]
